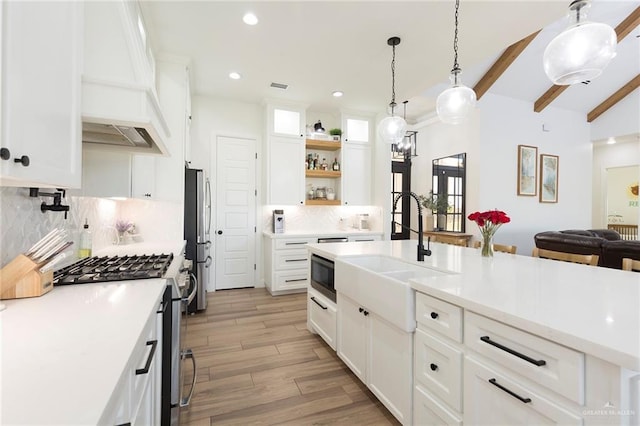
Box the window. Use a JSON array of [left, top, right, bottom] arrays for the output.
[[432, 153, 466, 232]]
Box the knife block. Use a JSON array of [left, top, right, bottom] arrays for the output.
[[0, 254, 54, 300]]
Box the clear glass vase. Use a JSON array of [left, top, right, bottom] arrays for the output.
[[481, 233, 494, 257]]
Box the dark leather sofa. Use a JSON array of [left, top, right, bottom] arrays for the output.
[[534, 229, 640, 269]]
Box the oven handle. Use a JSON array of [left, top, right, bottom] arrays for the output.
[[179, 349, 197, 407], [184, 273, 198, 305]]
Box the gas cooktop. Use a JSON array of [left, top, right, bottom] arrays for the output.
[[53, 253, 174, 285]]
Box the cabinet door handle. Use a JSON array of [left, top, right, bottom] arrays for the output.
[[285, 258, 307, 262], [430, 311, 439, 319], [135, 340, 158, 375], [358, 307, 364, 313], [480, 336, 546, 366], [14, 155, 30, 167], [285, 278, 307, 283], [488, 378, 532, 403], [0, 148, 10, 160], [310, 296, 327, 310], [430, 363, 438, 371], [363, 310, 369, 316]]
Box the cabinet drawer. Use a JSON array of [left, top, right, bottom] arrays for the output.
[[416, 292, 462, 343], [414, 328, 462, 411], [274, 249, 309, 270], [274, 270, 308, 291], [465, 311, 584, 404], [275, 237, 316, 250], [308, 288, 337, 350], [464, 356, 582, 425], [132, 313, 159, 407], [414, 384, 462, 426]]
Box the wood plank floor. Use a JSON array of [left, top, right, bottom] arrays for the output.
[[180, 288, 401, 426]]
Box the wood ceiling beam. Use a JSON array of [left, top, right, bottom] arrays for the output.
[[587, 74, 640, 122], [534, 6, 640, 114], [473, 30, 541, 100]]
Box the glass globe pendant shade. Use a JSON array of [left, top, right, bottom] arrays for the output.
[[543, 22, 616, 85], [377, 114, 407, 144], [543, 0, 616, 85], [436, 70, 477, 124]]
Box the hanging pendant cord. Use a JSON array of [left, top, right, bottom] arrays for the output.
[[390, 43, 397, 112], [452, 0, 460, 72]]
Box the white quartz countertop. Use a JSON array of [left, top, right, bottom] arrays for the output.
[[308, 240, 640, 371], [94, 240, 186, 257], [263, 230, 383, 239], [0, 278, 166, 424]]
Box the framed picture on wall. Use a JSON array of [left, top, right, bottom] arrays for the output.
[[517, 145, 537, 196], [539, 154, 559, 203]]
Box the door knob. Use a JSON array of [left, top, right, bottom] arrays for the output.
[[217, 230, 223, 235]]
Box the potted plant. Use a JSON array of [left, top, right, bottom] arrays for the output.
[[418, 190, 450, 231], [329, 128, 342, 141]]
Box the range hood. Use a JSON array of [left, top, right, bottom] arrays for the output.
[[81, 1, 170, 156], [81, 78, 170, 156]]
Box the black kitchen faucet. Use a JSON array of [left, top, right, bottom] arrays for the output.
[[392, 191, 432, 261]]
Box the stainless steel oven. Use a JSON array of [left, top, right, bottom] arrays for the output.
[[310, 254, 336, 302]]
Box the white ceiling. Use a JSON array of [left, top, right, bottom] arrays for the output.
[[141, 1, 639, 123]]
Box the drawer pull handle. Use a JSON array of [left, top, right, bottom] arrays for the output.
[[310, 296, 327, 310], [135, 340, 158, 375], [285, 278, 307, 283], [488, 378, 532, 403], [285, 258, 307, 262], [430, 363, 438, 371], [430, 312, 439, 319], [480, 336, 546, 367], [285, 242, 307, 245]]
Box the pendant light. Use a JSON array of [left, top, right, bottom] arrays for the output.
[[377, 37, 408, 144], [436, 0, 476, 125], [543, 0, 616, 85]]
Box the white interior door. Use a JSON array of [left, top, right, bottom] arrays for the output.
[[214, 136, 257, 290]]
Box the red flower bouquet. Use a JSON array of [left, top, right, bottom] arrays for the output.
[[468, 210, 510, 256]]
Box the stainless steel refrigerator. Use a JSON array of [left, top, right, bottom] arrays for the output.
[[184, 167, 211, 312]]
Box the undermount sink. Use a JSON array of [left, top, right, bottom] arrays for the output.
[[334, 255, 451, 332]]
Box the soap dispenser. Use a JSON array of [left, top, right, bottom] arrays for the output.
[[78, 219, 92, 259]]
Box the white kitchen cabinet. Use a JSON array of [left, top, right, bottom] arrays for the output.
[[267, 104, 305, 138], [307, 287, 337, 350], [267, 135, 305, 205], [337, 293, 412, 425], [340, 114, 372, 206], [414, 384, 462, 426], [104, 297, 162, 425], [263, 236, 315, 294], [0, 1, 82, 188], [131, 155, 156, 199], [341, 143, 372, 206], [464, 356, 582, 425]]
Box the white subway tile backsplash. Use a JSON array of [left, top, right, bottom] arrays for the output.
[[262, 205, 382, 234]]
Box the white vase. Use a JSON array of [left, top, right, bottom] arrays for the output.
[[424, 214, 435, 232]]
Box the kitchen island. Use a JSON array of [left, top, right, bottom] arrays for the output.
[[307, 239, 640, 425]]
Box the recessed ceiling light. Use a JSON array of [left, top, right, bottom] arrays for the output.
[[243, 12, 258, 25], [229, 72, 241, 80], [607, 137, 616, 145], [332, 91, 344, 97]]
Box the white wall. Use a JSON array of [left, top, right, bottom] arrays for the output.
[[411, 94, 592, 256], [591, 91, 640, 142], [592, 140, 640, 227]]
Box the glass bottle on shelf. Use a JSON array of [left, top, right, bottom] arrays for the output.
[[332, 158, 340, 171], [322, 158, 328, 170]]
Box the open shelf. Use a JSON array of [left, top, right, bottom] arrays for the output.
[[306, 139, 341, 151], [306, 199, 341, 206], [306, 170, 341, 178]]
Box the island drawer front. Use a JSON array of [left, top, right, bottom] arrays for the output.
[[275, 237, 316, 250], [465, 311, 585, 405], [274, 270, 308, 291], [308, 288, 337, 350], [274, 249, 309, 270], [414, 328, 463, 411], [414, 384, 462, 426], [416, 293, 463, 343], [464, 356, 582, 425]]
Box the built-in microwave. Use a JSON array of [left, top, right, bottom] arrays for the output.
[[310, 254, 336, 302]]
